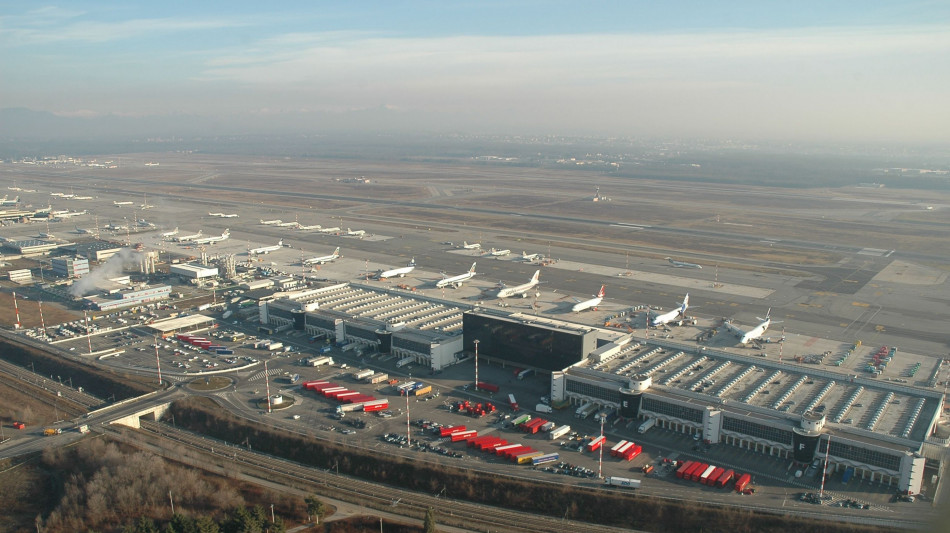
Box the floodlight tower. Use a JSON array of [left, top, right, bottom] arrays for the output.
[[406, 372, 412, 446], [473, 339, 480, 389], [598, 412, 606, 479]]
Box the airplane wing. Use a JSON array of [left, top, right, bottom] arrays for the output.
[[721, 320, 745, 337]]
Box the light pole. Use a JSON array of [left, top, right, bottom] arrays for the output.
[[406, 372, 412, 446], [598, 412, 605, 479], [473, 339, 479, 389]]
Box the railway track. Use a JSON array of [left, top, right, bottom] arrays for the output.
[[127, 420, 636, 533], [0, 356, 102, 411]]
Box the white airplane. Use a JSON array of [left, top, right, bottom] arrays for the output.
[[521, 251, 543, 261], [276, 221, 299, 227], [113, 200, 134, 206], [377, 258, 416, 279], [74, 226, 95, 235], [461, 241, 481, 250], [71, 195, 93, 200], [317, 226, 341, 234], [724, 309, 777, 345], [489, 248, 511, 256], [208, 212, 226, 217], [60, 194, 75, 199], [161, 227, 179, 238], [260, 219, 282, 225], [666, 257, 702, 269], [104, 221, 127, 231], [194, 229, 230, 245], [50, 192, 66, 197], [346, 228, 366, 236], [570, 285, 607, 313], [136, 218, 156, 227], [59, 210, 87, 218], [651, 294, 690, 327], [496, 270, 541, 298], [297, 224, 322, 231], [174, 230, 203, 243], [249, 239, 284, 255], [302, 246, 341, 265], [0, 196, 19, 206], [436, 262, 477, 289]]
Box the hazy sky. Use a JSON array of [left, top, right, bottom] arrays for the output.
[[2, 1, 949, 143]]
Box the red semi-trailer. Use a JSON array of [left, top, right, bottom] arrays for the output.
[[734, 473, 752, 492], [362, 399, 389, 412], [676, 461, 695, 479], [476, 382, 500, 393], [586, 436, 607, 453], [705, 467, 725, 486], [716, 469, 735, 488], [691, 464, 709, 482], [494, 444, 522, 456], [480, 439, 507, 451], [610, 440, 629, 457], [508, 393, 519, 410], [451, 430, 477, 442], [622, 444, 642, 461]]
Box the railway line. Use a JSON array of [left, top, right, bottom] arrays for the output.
[[126, 420, 636, 533], [0, 356, 102, 412]]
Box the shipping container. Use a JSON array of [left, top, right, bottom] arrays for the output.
[[549, 425, 572, 440], [414, 385, 433, 396], [354, 369, 375, 380], [540, 421, 556, 432], [480, 439, 508, 452], [334, 392, 362, 401], [586, 436, 607, 452], [531, 452, 560, 466], [336, 402, 365, 412], [716, 469, 735, 488], [511, 414, 532, 426], [450, 430, 478, 442], [476, 382, 500, 393], [318, 346, 332, 354], [734, 473, 752, 492], [369, 373, 390, 384], [506, 447, 534, 460], [440, 425, 467, 438], [494, 444, 523, 456], [508, 393, 519, 410], [622, 444, 642, 462], [605, 477, 641, 489]]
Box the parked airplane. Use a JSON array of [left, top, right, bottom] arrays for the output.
[[136, 219, 156, 228], [521, 251, 543, 261], [303, 247, 341, 265], [104, 221, 127, 231], [249, 239, 284, 255], [461, 241, 481, 250], [651, 294, 690, 327], [260, 219, 282, 225], [56, 210, 87, 219], [220, 213, 239, 218], [346, 228, 366, 236], [489, 248, 511, 256], [723, 309, 777, 345], [208, 212, 226, 217], [194, 229, 230, 245], [113, 200, 134, 206], [275, 221, 299, 227], [377, 258, 416, 279], [297, 224, 322, 231], [666, 257, 702, 269], [496, 270, 541, 298], [317, 226, 341, 234], [71, 195, 93, 200], [0, 196, 19, 206], [436, 262, 477, 289], [161, 227, 179, 238], [74, 226, 95, 235], [570, 285, 607, 313], [174, 230, 203, 243]]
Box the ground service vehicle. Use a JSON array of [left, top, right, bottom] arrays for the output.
[[43, 428, 61, 436], [517, 368, 534, 380], [508, 394, 518, 410], [638, 418, 656, 434], [536, 403, 553, 413], [77, 424, 89, 434], [642, 465, 654, 475], [734, 473, 752, 492], [13, 422, 25, 429], [605, 477, 641, 489], [476, 382, 500, 393]]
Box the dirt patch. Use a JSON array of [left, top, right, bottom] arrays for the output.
[[188, 376, 233, 391], [873, 260, 948, 285]]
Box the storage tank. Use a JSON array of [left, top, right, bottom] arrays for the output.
[[291, 309, 306, 330], [619, 388, 642, 419]]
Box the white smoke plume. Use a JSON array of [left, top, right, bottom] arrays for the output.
[[68, 249, 144, 297]]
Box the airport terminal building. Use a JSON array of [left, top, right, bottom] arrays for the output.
[[460, 310, 944, 495], [261, 283, 465, 370]]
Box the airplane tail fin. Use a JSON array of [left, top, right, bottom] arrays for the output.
[[530, 270, 540, 282], [597, 285, 606, 297], [469, 262, 477, 273], [409, 257, 416, 266], [278, 239, 283, 246], [333, 247, 340, 255]]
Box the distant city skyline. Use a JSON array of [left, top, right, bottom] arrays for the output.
[[2, 2, 949, 144]]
